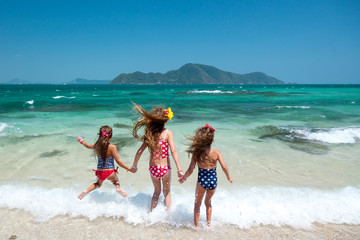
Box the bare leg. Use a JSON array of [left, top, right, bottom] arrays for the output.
[[108, 172, 127, 197], [78, 179, 103, 200], [162, 170, 172, 210], [194, 182, 206, 227], [204, 189, 216, 227], [150, 175, 161, 211]]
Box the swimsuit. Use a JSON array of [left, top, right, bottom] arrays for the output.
[[149, 165, 171, 179], [149, 129, 171, 179], [198, 167, 217, 190], [152, 129, 169, 159], [93, 167, 118, 180], [93, 156, 117, 180], [97, 156, 115, 169]]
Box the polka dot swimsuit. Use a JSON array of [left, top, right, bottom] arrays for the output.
[[150, 129, 171, 179], [198, 167, 217, 190], [149, 165, 171, 179], [153, 140, 169, 159]]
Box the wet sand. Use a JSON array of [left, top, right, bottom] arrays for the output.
[[1, 209, 359, 240]]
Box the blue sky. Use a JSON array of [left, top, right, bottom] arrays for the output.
[[0, 0, 359, 84]]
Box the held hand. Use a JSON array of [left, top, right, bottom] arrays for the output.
[[177, 171, 183, 178], [229, 177, 233, 183], [130, 166, 137, 173], [178, 176, 186, 184], [77, 136, 83, 142]]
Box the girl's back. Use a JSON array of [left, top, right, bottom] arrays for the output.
[[96, 145, 114, 159], [149, 129, 170, 166], [196, 148, 219, 169]]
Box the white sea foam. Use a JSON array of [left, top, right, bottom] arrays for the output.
[[0, 123, 8, 136], [275, 106, 311, 109], [187, 90, 234, 94], [0, 123, 23, 137], [25, 100, 34, 105], [0, 184, 359, 228], [52, 96, 76, 99], [292, 127, 360, 144]]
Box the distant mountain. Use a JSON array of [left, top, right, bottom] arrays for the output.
[[65, 78, 111, 84], [4, 78, 32, 84], [111, 63, 284, 84]]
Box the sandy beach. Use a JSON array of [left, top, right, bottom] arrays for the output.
[[1, 209, 360, 240]]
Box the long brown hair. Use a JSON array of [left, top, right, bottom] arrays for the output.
[[132, 102, 168, 152], [186, 126, 215, 163], [95, 125, 113, 161]]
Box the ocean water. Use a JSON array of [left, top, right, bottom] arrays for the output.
[[0, 84, 360, 231]]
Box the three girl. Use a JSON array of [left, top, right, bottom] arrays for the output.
[[180, 123, 233, 227], [77, 106, 232, 227], [130, 102, 183, 211], [77, 125, 134, 200]]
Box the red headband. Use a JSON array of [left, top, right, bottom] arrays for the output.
[[101, 131, 110, 138], [203, 123, 215, 132]]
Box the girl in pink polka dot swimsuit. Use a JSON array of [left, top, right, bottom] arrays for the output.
[[131, 102, 183, 211]]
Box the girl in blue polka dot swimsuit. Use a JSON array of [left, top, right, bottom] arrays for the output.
[[180, 124, 233, 227]]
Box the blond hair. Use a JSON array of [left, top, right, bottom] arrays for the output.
[[132, 102, 168, 152]]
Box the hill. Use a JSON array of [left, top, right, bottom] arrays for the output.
[[4, 78, 32, 84], [65, 78, 111, 84], [111, 63, 284, 84]]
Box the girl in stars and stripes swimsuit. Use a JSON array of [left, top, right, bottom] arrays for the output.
[[180, 123, 233, 227]]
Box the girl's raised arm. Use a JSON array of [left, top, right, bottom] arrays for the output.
[[111, 145, 132, 172], [167, 130, 183, 178], [77, 136, 95, 149], [216, 149, 233, 183], [131, 142, 147, 173]]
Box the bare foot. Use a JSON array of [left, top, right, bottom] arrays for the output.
[[116, 188, 127, 197], [78, 191, 88, 200]]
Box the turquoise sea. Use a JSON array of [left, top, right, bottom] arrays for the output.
[[0, 84, 360, 232]]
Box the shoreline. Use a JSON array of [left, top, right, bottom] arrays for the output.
[[1, 209, 359, 240], [1, 84, 359, 239]]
